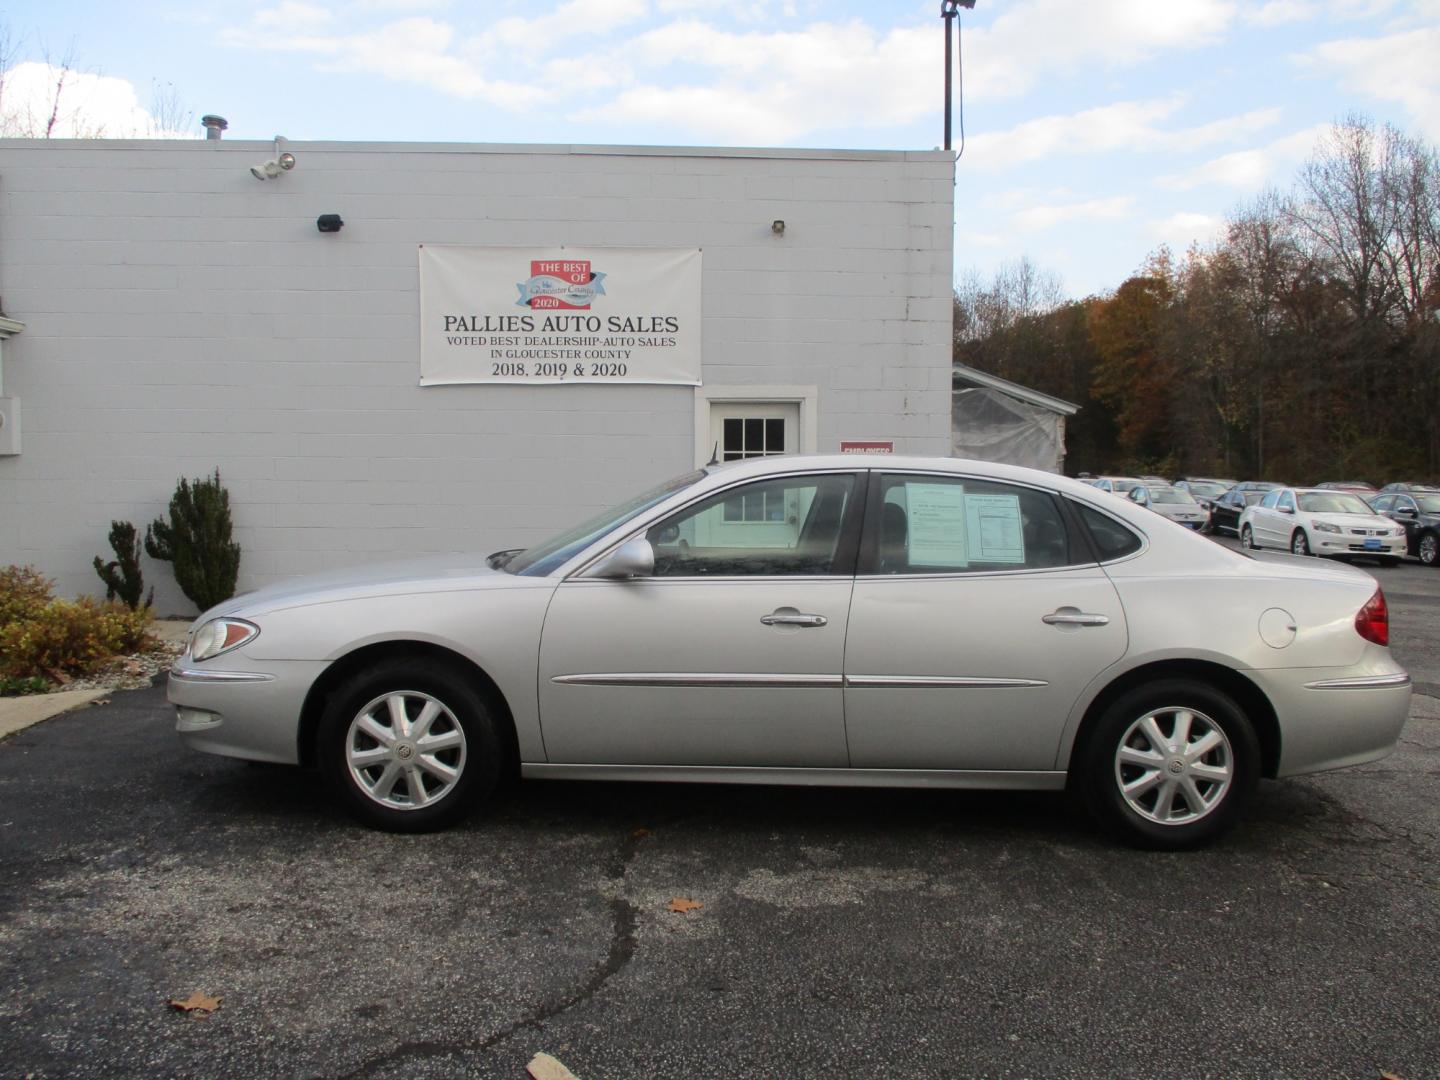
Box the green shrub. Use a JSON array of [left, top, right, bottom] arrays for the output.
[[145, 469, 241, 612], [0, 595, 154, 681], [0, 674, 51, 696], [0, 566, 55, 627], [93, 520, 154, 611], [0, 565, 155, 684]]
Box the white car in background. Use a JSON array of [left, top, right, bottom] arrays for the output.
[[1125, 485, 1210, 530], [1089, 475, 1144, 496], [1238, 487, 1407, 563]]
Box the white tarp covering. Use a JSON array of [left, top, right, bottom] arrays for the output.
[[419, 246, 702, 386], [952, 387, 1066, 473]]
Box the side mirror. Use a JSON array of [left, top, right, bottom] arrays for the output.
[[1278, 505, 1294, 514], [590, 537, 654, 579], [1397, 507, 1417, 517]]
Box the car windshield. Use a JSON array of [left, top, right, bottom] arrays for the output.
[[1186, 482, 1227, 497], [1149, 488, 1196, 504], [1415, 496, 1440, 513], [1298, 492, 1373, 515], [505, 469, 705, 577]]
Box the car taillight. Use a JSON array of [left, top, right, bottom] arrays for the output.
[[1355, 587, 1389, 646]]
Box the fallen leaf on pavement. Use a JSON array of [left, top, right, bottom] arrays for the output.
[[1380, 1072, 1402, 1079], [92, 698, 111, 707], [166, 991, 221, 1016], [527, 1051, 581, 1080], [667, 897, 703, 914], [631, 826, 651, 839]]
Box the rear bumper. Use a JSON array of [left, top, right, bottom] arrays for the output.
[[1248, 661, 1412, 777]]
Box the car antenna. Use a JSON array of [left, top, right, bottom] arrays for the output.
[[706, 442, 720, 466]]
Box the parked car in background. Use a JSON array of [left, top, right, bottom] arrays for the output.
[[1238, 487, 1406, 563], [1371, 491, 1440, 567], [1207, 488, 1267, 537], [1377, 482, 1440, 494], [1233, 481, 1284, 493], [1316, 481, 1377, 494], [167, 453, 1410, 851], [1173, 479, 1233, 517], [1126, 484, 1210, 530], [1089, 475, 1145, 496]]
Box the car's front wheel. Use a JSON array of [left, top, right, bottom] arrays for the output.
[[1240, 524, 1257, 549], [1419, 531, 1439, 567], [1078, 679, 1260, 850], [1291, 530, 1312, 556], [318, 657, 503, 832]]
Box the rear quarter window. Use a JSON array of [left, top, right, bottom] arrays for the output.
[[1072, 502, 1143, 561]]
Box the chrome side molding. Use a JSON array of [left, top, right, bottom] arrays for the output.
[[1303, 672, 1411, 690]]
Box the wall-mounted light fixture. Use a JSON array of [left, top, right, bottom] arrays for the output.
[[772, 219, 785, 235], [250, 136, 296, 181], [316, 214, 344, 234]]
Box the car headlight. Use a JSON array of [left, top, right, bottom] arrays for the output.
[[190, 618, 260, 661], [1312, 522, 1342, 534]]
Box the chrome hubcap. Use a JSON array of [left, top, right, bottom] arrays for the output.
[[345, 691, 467, 811], [1422, 535, 1437, 565], [1114, 706, 1233, 826], [1292, 534, 1306, 554]]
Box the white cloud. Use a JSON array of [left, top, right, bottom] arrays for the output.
[[965, 0, 1238, 101], [1151, 211, 1225, 251], [254, 2, 334, 31], [0, 62, 190, 138], [577, 20, 943, 142], [476, 0, 649, 58], [966, 99, 1282, 171], [1158, 125, 1330, 190], [1242, 1, 1317, 25], [1299, 27, 1440, 141], [224, 17, 547, 108], [1013, 196, 1133, 233]]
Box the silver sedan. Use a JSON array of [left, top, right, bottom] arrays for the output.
[[168, 455, 1411, 850]]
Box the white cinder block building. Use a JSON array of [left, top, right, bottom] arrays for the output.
[[0, 137, 956, 613]]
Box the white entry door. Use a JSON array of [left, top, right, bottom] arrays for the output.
[[703, 401, 802, 548]]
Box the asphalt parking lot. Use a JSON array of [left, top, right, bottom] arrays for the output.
[[3, 543, 1439, 1079]]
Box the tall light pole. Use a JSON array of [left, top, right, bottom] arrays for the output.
[[941, 0, 976, 152]]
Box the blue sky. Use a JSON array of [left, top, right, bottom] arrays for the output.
[[3, 0, 1438, 297]]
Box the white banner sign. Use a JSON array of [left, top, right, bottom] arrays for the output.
[[419, 246, 702, 386]]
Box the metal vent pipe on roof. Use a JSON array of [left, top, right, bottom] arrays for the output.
[[200, 115, 228, 140]]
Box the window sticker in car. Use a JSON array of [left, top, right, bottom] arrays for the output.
[[907, 483, 971, 567], [964, 493, 1026, 564]]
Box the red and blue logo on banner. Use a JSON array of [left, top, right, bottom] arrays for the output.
[[517, 259, 608, 310]]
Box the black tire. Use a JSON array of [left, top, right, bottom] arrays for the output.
[[1077, 678, 1260, 851], [318, 656, 502, 832], [1291, 530, 1311, 557], [1240, 524, 1256, 549], [1419, 530, 1439, 568]]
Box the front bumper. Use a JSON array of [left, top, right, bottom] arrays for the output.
[[167, 657, 329, 764], [1313, 534, 1406, 557]]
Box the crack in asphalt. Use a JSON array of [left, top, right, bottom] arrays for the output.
[[333, 826, 646, 1079]]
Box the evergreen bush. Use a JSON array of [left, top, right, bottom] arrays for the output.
[[93, 520, 153, 610], [145, 469, 242, 613]]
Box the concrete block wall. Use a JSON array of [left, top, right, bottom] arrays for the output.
[[0, 139, 955, 613]]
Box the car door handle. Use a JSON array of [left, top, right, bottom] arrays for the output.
[[1042, 611, 1110, 627], [760, 612, 828, 628]]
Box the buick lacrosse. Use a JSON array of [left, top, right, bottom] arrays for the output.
[[169, 455, 1411, 849]]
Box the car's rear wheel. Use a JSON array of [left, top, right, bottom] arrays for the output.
[[1079, 679, 1260, 850], [1240, 524, 1257, 549], [318, 657, 502, 832], [1291, 530, 1311, 556], [1419, 531, 1439, 567]]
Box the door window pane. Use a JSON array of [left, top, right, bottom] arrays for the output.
[[648, 474, 855, 576], [866, 476, 1077, 574]]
